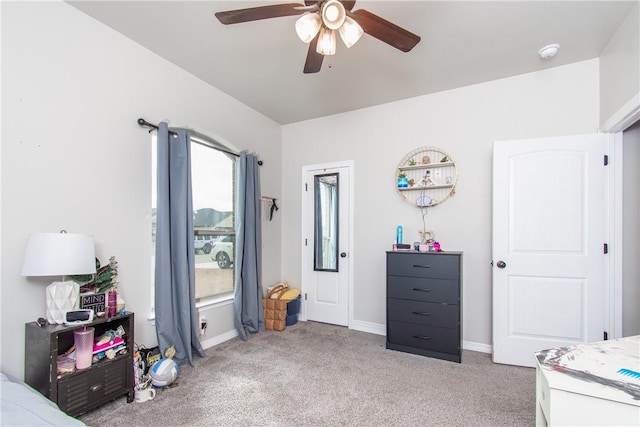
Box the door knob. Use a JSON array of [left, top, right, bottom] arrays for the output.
[[340, 252, 347, 258], [496, 260, 506, 269]]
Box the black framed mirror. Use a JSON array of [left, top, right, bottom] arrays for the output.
[[314, 173, 339, 272]]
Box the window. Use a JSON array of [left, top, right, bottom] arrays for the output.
[[151, 135, 236, 307]]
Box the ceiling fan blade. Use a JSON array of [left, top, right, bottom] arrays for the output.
[[215, 3, 305, 25], [342, 1, 357, 11], [348, 9, 420, 52], [303, 34, 324, 74]]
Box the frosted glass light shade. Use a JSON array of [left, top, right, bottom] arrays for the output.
[[316, 27, 336, 55], [295, 13, 322, 43], [321, 0, 346, 30], [339, 16, 364, 48]]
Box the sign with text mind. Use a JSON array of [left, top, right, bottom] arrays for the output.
[[80, 292, 106, 314]]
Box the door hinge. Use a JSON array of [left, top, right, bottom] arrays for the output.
[[604, 331, 609, 340], [604, 243, 609, 254], [305, 238, 307, 246], [304, 293, 307, 301], [305, 183, 308, 191], [604, 155, 609, 166]]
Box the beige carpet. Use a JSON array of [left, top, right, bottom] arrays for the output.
[[79, 321, 535, 426]]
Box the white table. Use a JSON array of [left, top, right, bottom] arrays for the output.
[[535, 336, 640, 426]]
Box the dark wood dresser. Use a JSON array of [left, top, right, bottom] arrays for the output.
[[386, 251, 463, 362]]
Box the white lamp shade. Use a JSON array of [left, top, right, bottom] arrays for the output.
[[339, 16, 364, 48], [295, 13, 322, 43], [316, 27, 337, 56], [21, 232, 96, 276], [322, 0, 346, 30]]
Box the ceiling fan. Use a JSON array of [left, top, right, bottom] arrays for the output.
[[215, 0, 421, 74]]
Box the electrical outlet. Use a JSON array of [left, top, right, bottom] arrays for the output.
[[199, 316, 208, 336]]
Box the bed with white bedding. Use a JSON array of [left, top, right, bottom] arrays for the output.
[[0, 372, 86, 426]]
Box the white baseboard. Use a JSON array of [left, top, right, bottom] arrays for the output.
[[351, 320, 493, 354], [350, 319, 386, 336], [200, 329, 238, 350], [463, 340, 492, 354], [200, 322, 493, 356]]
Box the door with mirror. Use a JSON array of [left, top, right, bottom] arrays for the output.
[[303, 163, 351, 326]]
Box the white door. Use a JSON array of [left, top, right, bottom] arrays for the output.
[[493, 134, 609, 367], [302, 163, 351, 326]]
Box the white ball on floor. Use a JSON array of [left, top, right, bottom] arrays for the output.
[[149, 358, 178, 387]]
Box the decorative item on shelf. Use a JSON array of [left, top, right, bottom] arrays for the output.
[[418, 170, 437, 187], [416, 195, 432, 207], [75, 256, 121, 318], [395, 146, 458, 207], [419, 229, 435, 244], [21, 231, 97, 324], [397, 173, 409, 188], [107, 256, 119, 317], [392, 243, 412, 251], [80, 292, 106, 315]]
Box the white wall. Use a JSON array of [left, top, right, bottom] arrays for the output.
[[1, 1, 282, 379], [281, 60, 600, 348], [600, 2, 639, 130]]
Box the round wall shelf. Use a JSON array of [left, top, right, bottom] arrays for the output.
[[396, 146, 458, 207]]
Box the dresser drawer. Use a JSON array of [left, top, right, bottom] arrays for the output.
[[387, 298, 458, 327], [387, 275, 459, 304], [387, 252, 460, 280], [388, 321, 459, 355], [57, 356, 130, 416]]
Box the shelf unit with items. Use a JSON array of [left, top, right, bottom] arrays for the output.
[[396, 146, 458, 207], [24, 312, 135, 417]]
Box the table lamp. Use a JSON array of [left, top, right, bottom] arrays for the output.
[[21, 230, 96, 324]]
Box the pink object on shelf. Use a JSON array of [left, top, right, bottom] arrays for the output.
[[74, 327, 94, 370], [93, 336, 124, 354]]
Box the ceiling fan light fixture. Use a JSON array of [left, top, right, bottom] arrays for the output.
[[322, 0, 346, 30], [316, 27, 336, 55], [339, 16, 363, 48], [295, 13, 322, 43]]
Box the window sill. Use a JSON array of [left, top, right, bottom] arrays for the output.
[[147, 293, 234, 321], [196, 293, 234, 310]]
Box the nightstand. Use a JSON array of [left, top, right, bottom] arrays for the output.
[[25, 312, 135, 416]]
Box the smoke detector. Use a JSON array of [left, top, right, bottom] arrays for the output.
[[538, 43, 560, 59]]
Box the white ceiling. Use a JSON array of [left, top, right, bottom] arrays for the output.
[[67, 1, 636, 124]]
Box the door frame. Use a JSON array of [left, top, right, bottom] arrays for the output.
[[602, 95, 639, 338], [300, 160, 354, 327]]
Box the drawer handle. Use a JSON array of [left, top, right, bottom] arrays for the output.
[[413, 335, 431, 341], [412, 264, 431, 269], [412, 288, 431, 293], [90, 384, 103, 393], [412, 311, 431, 317]]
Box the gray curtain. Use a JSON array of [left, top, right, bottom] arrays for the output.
[[233, 151, 263, 340], [154, 122, 204, 365]]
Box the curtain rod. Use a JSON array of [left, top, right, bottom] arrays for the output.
[[137, 118, 263, 165]]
